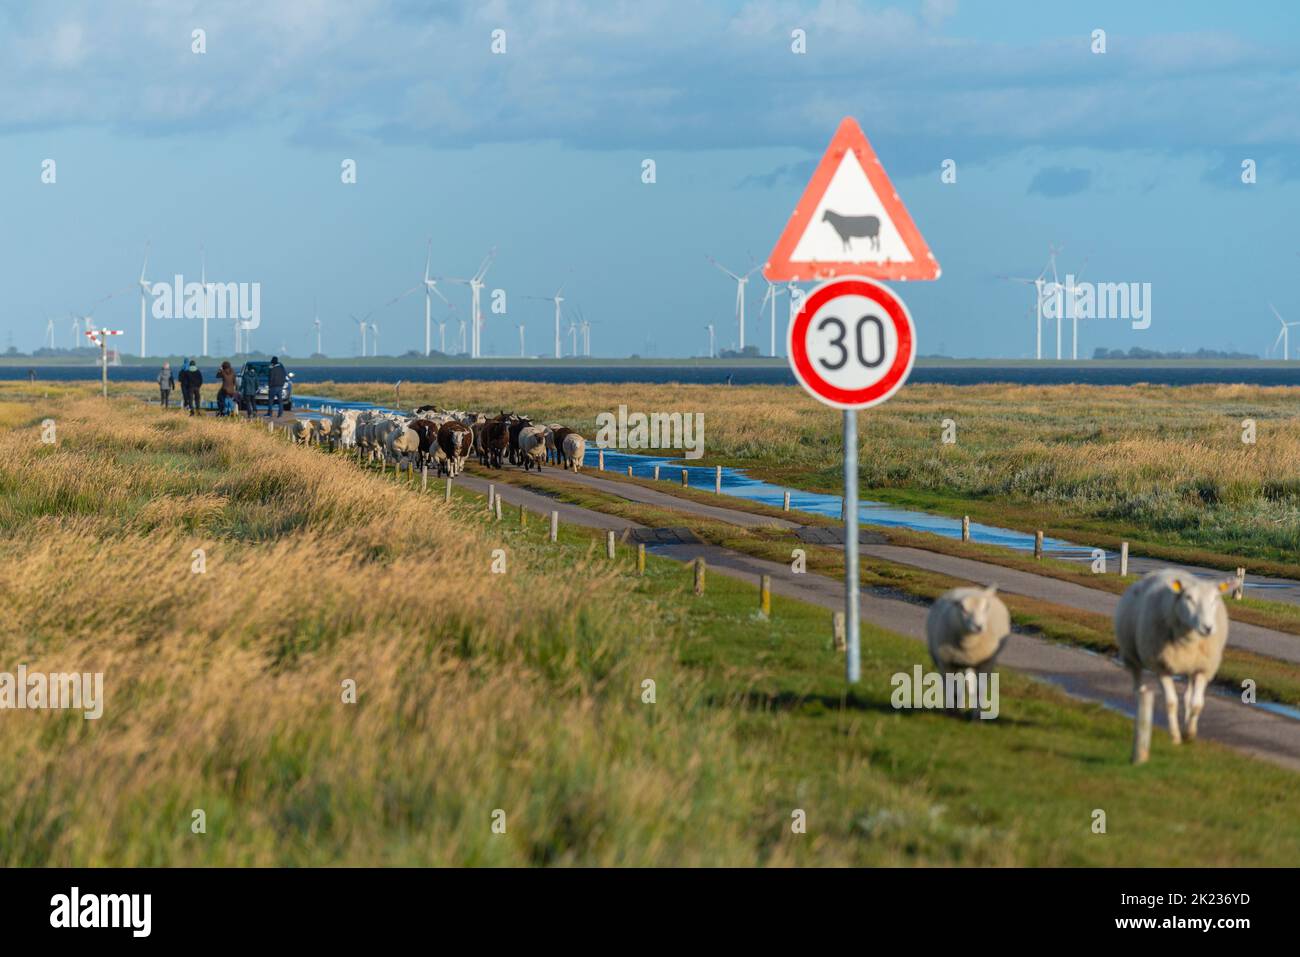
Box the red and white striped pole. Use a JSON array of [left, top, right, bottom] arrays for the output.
[[86, 329, 124, 398]]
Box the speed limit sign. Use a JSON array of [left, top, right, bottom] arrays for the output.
[[787, 276, 916, 411], [785, 274, 918, 686]]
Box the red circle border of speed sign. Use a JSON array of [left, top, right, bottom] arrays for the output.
[[787, 276, 916, 410]]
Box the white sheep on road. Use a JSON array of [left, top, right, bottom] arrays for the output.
[[518, 425, 548, 472], [560, 433, 586, 472], [1115, 569, 1231, 758], [288, 418, 317, 445], [925, 585, 1010, 713]]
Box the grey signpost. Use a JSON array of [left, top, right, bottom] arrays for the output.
[[843, 408, 860, 682], [759, 118, 940, 683]]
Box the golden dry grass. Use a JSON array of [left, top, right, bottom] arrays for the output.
[[0, 393, 776, 865]]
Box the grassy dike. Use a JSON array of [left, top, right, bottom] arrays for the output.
[[4, 384, 1297, 865]]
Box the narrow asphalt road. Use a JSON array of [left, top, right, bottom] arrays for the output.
[[449, 459, 1300, 772], [509, 463, 1300, 668]]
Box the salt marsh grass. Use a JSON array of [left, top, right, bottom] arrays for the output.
[[306, 380, 1300, 571]]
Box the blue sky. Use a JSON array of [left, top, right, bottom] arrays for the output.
[[2, 0, 1298, 359]]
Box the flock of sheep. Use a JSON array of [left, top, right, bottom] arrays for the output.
[[926, 571, 1230, 763], [287, 405, 588, 478], [282, 401, 1232, 765]]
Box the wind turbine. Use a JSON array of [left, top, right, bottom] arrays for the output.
[[707, 256, 760, 353], [312, 316, 322, 356], [69, 286, 123, 355], [43, 316, 55, 350], [1002, 244, 1069, 360], [1060, 255, 1089, 360], [524, 286, 566, 359], [517, 322, 526, 357], [757, 279, 788, 357], [1269, 304, 1300, 360], [572, 304, 595, 356], [421, 240, 452, 357], [350, 313, 369, 357], [138, 243, 151, 359], [567, 318, 579, 356], [706, 323, 715, 359], [447, 248, 496, 359], [199, 245, 209, 357], [573, 306, 593, 357], [371, 322, 381, 356]]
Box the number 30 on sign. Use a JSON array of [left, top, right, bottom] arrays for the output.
[[787, 276, 916, 411]]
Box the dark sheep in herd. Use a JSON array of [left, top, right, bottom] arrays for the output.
[[325, 406, 585, 475], [483, 417, 512, 470], [437, 421, 472, 477]]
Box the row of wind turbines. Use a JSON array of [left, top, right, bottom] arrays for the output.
[[351, 241, 595, 359], [57, 244, 253, 360], [705, 256, 800, 358], [1002, 243, 1087, 360], [52, 240, 598, 361], [1006, 245, 1300, 361]]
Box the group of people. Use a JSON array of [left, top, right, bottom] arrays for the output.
[[156, 357, 289, 418]]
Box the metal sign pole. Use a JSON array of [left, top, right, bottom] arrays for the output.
[[101, 338, 108, 398], [844, 408, 860, 683]]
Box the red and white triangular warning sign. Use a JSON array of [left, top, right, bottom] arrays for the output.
[[763, 117, 940, 283]]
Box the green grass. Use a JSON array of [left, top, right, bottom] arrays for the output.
[[651, 561, 1300, 865], [310, 437, 1300, 863], [6, 390, 1298, 866], [441, 480, 1300, 864], [475, 465, 1300, 710]]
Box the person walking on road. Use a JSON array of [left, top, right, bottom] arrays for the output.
[[265, 356, 287, 418], [216, 360, 238, 417], [177, 358, 192, 413], [158, 362, 175, 409], [239, 362, 259, 418], [184, 359, 203, 416]]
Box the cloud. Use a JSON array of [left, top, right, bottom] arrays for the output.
[[735, 159, 816, 190], [1027, 166, 1092, 197], [921, 0, 959, 29], [0, 0, 1297, 176]]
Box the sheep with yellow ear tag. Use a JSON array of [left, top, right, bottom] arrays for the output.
[[1116, 570, 1232, 763]]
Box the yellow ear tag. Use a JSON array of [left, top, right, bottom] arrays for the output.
[[1169, 580, 1183, 593]]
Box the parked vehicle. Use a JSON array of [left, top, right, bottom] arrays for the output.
[[235, 361, 294, 411]]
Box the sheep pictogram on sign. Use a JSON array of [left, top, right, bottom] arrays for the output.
[[822, 210, 881, 252]]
